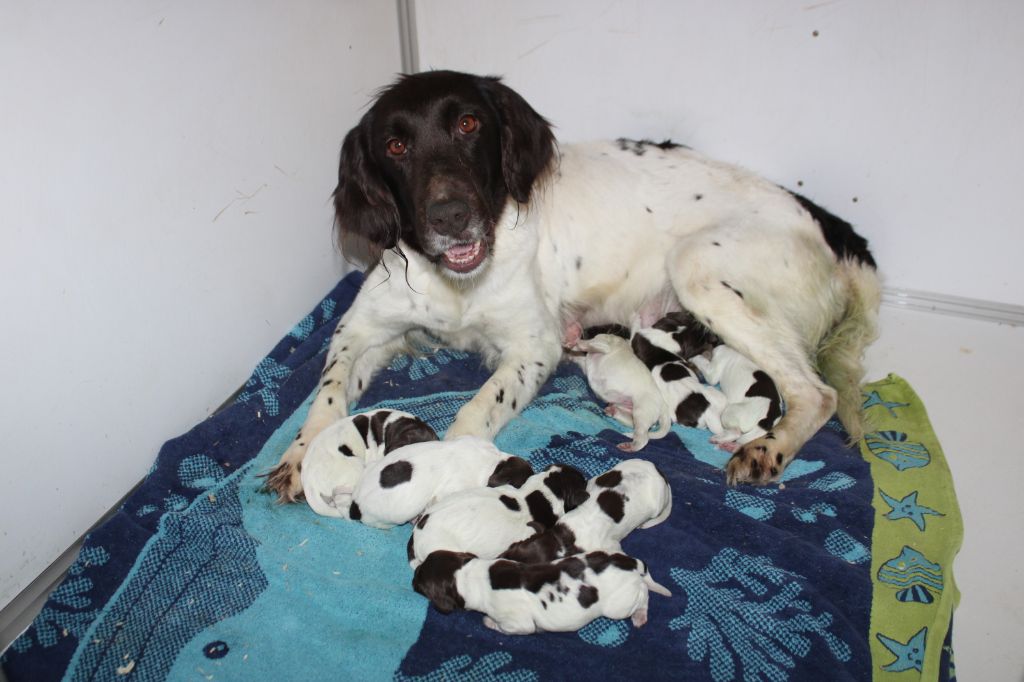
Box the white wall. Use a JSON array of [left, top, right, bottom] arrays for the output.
[[0, 1, 401, 609], [415, 0, 1024, 306]]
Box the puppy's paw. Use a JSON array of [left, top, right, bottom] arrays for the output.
[[725, 437, 786, 485], [631, 608, 649, 628]]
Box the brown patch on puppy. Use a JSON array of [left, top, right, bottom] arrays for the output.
[[597, 490, 625, 523], [379, 460, 413, 488], [487, 456, 533, 488], [594, 470, 622, 488]]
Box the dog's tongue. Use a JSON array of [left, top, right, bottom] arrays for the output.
[[445, 243, 478, 259]]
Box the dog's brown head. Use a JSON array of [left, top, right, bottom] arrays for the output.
[[334, 70, 555, 279]]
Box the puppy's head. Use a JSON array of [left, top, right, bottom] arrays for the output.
[[334, 70, 555, 280], [412, 550, 476, 614]]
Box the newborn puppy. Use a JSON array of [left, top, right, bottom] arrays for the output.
[[651, 360, 728, 434], [346, 436, 533, 529], [412, 549, 672, 634], [300, 409, 438, 517], [571, 333, 672, 452], [408, 464, 589, 567], [501, 459, 673, 563], [690, 344, 783, 451]]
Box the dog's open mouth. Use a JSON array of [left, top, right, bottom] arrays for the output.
[[442, 241, 487, 273]]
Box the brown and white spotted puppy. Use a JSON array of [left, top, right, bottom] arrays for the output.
[[501, 459, 672, 563], [408, 464, 589, 567], [299, 409, 438, 517], [570, 333, 673, 452], [412, 549, 672, 634], [344, 435, 533, 529]]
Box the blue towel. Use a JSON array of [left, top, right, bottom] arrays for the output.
[[2, 272, 955, 681]]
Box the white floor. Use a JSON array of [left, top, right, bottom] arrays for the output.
[[864, 306, 1024, 682]]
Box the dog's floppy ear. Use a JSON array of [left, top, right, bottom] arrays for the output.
[[333, 117, 401, 249], [412, 551, 475, 614], [487, 456, 534, 489], [478, 76, 556, 203], [383, 416, 439, 455]]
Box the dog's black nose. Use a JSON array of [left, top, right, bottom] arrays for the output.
[[426, 199, 470, 235]]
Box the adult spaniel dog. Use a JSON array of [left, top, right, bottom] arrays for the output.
[[265, 70, 880, 501]]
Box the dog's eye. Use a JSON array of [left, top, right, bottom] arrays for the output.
[[386, 138, 408, 156], [458, 115, 479, 134]]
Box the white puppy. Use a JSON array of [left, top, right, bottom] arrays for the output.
[[501, 459, 673, 563], [412, 549, 672, 634], [408, 464, 588, 567], [571, 333, 672, 452], [346, 436, 533, 529], [691, 345, 783, 451], [300, 409, 438, 517]]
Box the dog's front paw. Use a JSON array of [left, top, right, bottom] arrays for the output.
[[259, 441, 307, 503], [446, 404, 493, 440], [725, 437, 786, 485]]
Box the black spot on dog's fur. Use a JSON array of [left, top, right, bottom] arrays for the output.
[[525, 490, 557, 528], [496, 389, 504, 403], [616, 138, 685, 156], [581, 324, 631, 340], [416, 513, 430, 529], [500, 495, 521, 512], [747, 370, 783, 431], [501, 523, 580, 564], [383, 416, 439, 454], [631, 334, 680, 370], [575, 256, 583, 270], [577, 585, 599, 609], [597, 490, 626, 523], [721, 281, 744, 300], [695, 193, 704, 201], [675, 393, 711, 427], [379, 460, 413, 488], [487, 457, 533, 488], [659, 362, 691, 382], [352, 414, 371, 446], [338, 444, 355, 457], [586, 551, 638, 574], [542, 465, 589, 511], [369, 410, 392, 445], [348, 502, 362, 521], [594, 470, 622, 488], [788, 191, 876, 268]]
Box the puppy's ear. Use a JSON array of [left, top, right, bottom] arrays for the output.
[[412, 551, 475, 614], [333, 118, 401, 250], [477, 77, 556, 203], [383, 416, 439, 455], [487, 456, 534, 489], [543, 465, 590, 512]]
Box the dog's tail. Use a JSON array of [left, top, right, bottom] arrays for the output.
[[815, 261, 882, 444]]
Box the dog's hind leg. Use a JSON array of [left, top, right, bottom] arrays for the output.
[[667, 232, 847, 484]]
